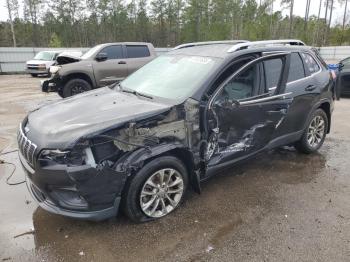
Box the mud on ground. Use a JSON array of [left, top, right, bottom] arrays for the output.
[[0, 75, 349, 262]]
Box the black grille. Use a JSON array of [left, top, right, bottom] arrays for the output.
[[17, 123, 37, 167]]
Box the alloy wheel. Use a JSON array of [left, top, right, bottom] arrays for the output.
[[140, 168, 184, 218], [307, 115, 325, 148], [71, 85, 86, 95]]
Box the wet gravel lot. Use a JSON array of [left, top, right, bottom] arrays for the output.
[[0, 75, 349, 262]]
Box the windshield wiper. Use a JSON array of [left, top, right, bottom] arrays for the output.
[[119, 84, 153, 99]]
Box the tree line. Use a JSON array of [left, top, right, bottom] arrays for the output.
[[1, 0, 349, 48]]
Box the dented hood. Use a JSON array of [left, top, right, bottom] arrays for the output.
[[26, 87, 171, 149], [56, 54, 81, 64]]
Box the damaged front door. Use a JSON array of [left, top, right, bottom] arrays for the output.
[[205, 53, 293, 168]]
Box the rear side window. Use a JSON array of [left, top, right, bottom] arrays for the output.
[[311, 48, 328, 69], [263, 58, 282, 90], [99, 45, 123, 60], [288, 53, 305, 82], [126, 45, 150, 58], [301, 53, 320, 74]]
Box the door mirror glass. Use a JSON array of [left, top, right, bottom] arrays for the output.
[[95, 52, 108, 62]]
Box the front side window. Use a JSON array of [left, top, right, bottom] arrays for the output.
[[98, 45, 123, 60], [287, 53, 305, 82], [81, 45, 103, 59], [301, 53, 320, 74], [126, 45, 150, 58], [264, 58, 282, 90], [341, 57, 350, 66], [121, 55, 221, 101], [214, 63, 259, 105]]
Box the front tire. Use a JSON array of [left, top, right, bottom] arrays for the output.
[[295, 109, 328, 154], [31, 73, 38, 77], [62, 78, 92, 98], [122, 156, 188, 222]]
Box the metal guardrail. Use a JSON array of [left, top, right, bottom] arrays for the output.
[[0, 46, 348, 73], [0, 47, 171, 73]]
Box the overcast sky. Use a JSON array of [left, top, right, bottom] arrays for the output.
[[0, 0, 347, 24]]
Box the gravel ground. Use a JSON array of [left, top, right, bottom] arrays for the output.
[[0, 74, 349, 262]]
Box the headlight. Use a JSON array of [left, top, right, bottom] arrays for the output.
[[38, 64, 47, 69], [40, 149, 70, 161], [49, 66, 61, 74], [39, 149, 84, 166]]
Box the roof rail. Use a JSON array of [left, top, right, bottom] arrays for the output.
[[227, 39, 306, 53], [173, 40, 249, 50]]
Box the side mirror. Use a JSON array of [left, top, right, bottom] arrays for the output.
[[95, 53, 108, 62]]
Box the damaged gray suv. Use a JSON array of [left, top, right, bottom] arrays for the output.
[[19, 40, 337, 222]]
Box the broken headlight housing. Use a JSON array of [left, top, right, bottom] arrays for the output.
[[39, 149, 84, 166], [49, 65, 61, 74]]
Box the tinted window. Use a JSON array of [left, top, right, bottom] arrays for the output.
[[264, 58, 282, 90], [99, 45, 123, 60], [341, 57, 350, 66], [126, 45, 150, 58], [288, 53, 305, 82], [311, 48, 328, 69], [301, 53, 320, 74]]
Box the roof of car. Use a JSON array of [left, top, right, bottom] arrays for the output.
[[99, 42, 152, 47], [169, 40, 313, 59]]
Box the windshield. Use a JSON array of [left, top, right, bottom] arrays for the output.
[[120, 55, 221, 101], [81, 45, 102, 59], [34, 51, 55, 61]]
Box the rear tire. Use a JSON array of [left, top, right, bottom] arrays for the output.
[[62, 78, 91, 98], [122, 156, 188, 223], [295, 109, 328, 154]]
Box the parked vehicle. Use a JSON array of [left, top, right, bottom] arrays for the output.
[[339, 56, 350, 70], [26, 51, 61, 77], [19, 40, 337, 222], [41, 42, 156, 98], [336, 56, 350, 96]]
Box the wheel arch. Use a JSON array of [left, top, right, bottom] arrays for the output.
[[117, 144, 201, 194], [62, 72, 94, 89], [318, 101, 331, 133]]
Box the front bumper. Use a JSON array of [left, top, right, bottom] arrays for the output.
[[26, 68, 49, 74], [41, 76, 63, 93], [19, 151, 126, 221]]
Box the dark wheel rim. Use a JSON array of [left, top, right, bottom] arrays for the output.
[[71, 84, 87, 95], [307, 115, 325, 148], [140, 168, 184, 218]]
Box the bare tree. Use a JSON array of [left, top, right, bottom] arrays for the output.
[[304, 0, 311, 27], [341, 0, 348, 31], [313, 0, 323, 45], [326, 0, 334, 44], [282, 0, 294, 38], [5, 0, 18, 47]]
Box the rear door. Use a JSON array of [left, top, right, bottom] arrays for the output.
[[125, 45, 153, 74], [93, 45, 128, 86], [205, 53, 293, 168], [271, 52, 318, 139]]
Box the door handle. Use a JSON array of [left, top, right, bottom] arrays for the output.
[[118, 61, 126, 64], [305, 85, 316, 91], [267, 109, 287, 115]]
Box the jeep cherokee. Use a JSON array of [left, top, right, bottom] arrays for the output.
[[19, 40, 337, 222]]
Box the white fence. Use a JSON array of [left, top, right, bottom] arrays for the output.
[[318, 46, 350, 64], [0, 46, 349, 73], [0, 47, 171, 73]]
